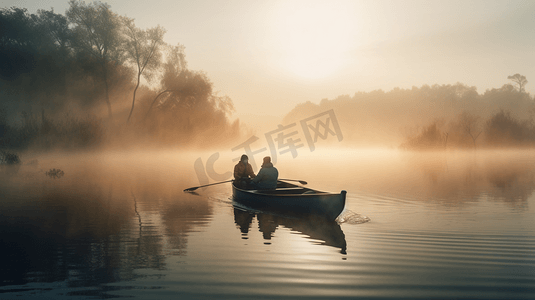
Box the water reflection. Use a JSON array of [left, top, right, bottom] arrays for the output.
[[404, 151, 535, 208], [233, 208, 347, 254], [0, 166, 213, 297], [1, 150, 534, 299]]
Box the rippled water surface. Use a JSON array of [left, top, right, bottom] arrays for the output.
[[1, 149, 534, 299]]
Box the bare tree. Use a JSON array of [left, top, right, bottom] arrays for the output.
[[459, 112, 482, 149], [508, 73, 528, 93], [66, 0, 123, 119], [123, 17, 166, 123]]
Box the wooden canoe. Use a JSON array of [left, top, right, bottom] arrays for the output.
[[232, 180, 346, 222]]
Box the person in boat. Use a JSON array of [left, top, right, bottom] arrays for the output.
[[234, 154, 256, 187], [251, 156, 278, 189]]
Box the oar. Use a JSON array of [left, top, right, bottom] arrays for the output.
[[183, 180, 233, 192], [278, 178, 308, 185]]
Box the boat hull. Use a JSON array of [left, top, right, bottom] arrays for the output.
[[232, 181, 346, 221]]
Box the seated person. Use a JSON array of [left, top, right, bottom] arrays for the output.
[[251, 156, 278, 189], [234, 154, 255, 187]]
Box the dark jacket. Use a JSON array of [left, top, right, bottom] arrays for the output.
[[252, 162, 278, 189], [234, 162, 256, 179]]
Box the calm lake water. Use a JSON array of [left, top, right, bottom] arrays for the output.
[[1, 149, 534, 299]]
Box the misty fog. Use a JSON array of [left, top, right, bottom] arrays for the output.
[[2, 149, 533, 245], [3, 2, 535, 299], [2, 4, 535, 158], [0, 4, 241, 154], [283, 81, 535, 149]]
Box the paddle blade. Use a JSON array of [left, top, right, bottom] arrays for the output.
[[183, 187, 199, 192], [298, 180, 308, 185]]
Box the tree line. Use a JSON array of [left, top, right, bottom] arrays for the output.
[[283, 77, 534, 149], [0, 1, 240, 151]]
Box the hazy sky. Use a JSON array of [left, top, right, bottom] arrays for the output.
[[3, 0, 535, 122]]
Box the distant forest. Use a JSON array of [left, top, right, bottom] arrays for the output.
[[0, 1, 240, 151], [283, 78, 535, 149], [2, 2, 534, 154]]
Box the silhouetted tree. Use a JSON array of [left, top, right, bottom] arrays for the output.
[[0, 7, 73, 109], [35, 9, 72, 102], [144, 44, 187, 120], [123, 17, 166, 123], [485, 110, 534, 146], [0, 7, 40, 80], [140, 44, 237, 145], [0, 3, 241, 150], [66, 0, 124, 119], [508, 73, 528, 93]]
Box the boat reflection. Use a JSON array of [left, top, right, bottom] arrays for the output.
[[233, 207, 347, 254]]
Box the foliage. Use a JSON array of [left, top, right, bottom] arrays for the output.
[[66, 0, 125, 118], [283, 81, 535, 148], [0, 150, 20, 164], [0, 109, 104, 150], [7, 3, 532, 151], [0, 3, 241, 151], [139, 58, 238, 146], [485, 110, 535, 147], [123, 17, 166, 123], [0, 7, 70, 104], [400, 110, 535, 150], [66, 0, 123, 62], [444, 112, 482, 149], [46, 168, 65, 178], [400, 121, 447, 150], [508, 73, 528, 93]]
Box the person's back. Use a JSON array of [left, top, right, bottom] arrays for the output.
[[234, 154, 255, 179], [252, 156, 278, 189], [234, 154, 255, 188]]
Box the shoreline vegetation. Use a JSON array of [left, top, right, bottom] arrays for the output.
[[283, 82, 534, 150], [0, 2, 240, 156], [1, 2, 534, 162]]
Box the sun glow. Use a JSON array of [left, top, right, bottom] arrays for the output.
[[267, 1, 359, 80]]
